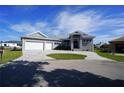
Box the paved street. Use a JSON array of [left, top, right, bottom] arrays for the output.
[[0, 50, 124, 87]]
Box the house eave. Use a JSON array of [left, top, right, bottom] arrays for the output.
[[21, 37, 62, 42], [109, 41, 124, 43]]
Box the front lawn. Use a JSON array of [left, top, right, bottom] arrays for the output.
[[0, 49, 22, 64], [95, 49, 124, 62], [47, 53, 86, 60]]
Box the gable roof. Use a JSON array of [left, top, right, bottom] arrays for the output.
[[69, 31, 95, 39], [23, 31, 48, 39], [26, 31, 48, 38], [21, 31, 61, 41], [110, 36, 124, 42]]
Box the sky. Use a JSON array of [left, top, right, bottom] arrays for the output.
[[0, 5, 124, 43]]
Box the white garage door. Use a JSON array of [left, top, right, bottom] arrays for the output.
[[25, 42, 43, 50], [45, 42, 52, 50]]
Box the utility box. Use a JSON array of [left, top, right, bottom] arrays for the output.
[[0, 49, 4, 60]]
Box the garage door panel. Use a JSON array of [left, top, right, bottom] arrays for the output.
[[45, 43, 52, 50], [25, 42, 43, 50]]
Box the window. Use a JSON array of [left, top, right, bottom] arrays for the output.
[[74, 40, 79, 48], [83, 39, 87, 43], [73, 35, 80, 38], [4, 44, 7, 46], [54, 42, 60, 45], [83, 39, 91, 43], [88, 39, 92, 42]]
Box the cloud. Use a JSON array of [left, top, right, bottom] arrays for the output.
[[100, 18, 124, 28], [10, 9, 124, 43], [10, 10, 103, 36], [7, 35, 19, 40], [11, 23, 35, 32], [55, 10, 124, 43], [53, 10, 102, 35], [94, 35, 116, 43], [112, 28, 124, 35], [10, 22, 47, 33]]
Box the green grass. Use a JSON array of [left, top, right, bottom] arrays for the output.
[[0, 49, 22, 64], [95, 49, 124, 62], [47, 53, 86, 60]]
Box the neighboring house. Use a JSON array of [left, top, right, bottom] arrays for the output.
[[100, 43, 110, 52], [94, 42, 102, 49], [0, 41, 21, 48], [21, 31, 95, 54], [109, 36, 124, 53]]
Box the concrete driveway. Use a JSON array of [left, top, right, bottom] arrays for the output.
[[0, 50, 124, 87], [16, 50, 112, 61]]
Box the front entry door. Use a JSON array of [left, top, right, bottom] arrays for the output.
[[73, 39, 79, 49]]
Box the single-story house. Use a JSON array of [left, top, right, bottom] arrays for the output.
[[21, 31, 62, 54], [61, 31, 95, 51], [99, 43, 110, 52], [109, 36, 124, 53], [21, 31, 95, 54], [0, 41, 21, 48]]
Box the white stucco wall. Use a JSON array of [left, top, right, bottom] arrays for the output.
[[71, 39, 94, 51], [82, 40, 94, 51], [22, 38, 61, 55], [1, 43, 18, 48]]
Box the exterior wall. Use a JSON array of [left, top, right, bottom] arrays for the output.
[[110, 41, 124, 53], [115, 44, 124, 53], [72, 40, 94, 51], [53, 42, 61, 49], [70, 37, 94, 51], [22, 38, 61, 55], [82, 40, 94, 51]]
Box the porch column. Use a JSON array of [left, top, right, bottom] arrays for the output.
[[70, 36, 73, 51], [79, 39, 82, 50], [91, 40, 94, 51], [111, 43, 115, 55], [22, 39, 25, 55]]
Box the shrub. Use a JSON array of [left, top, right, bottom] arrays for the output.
[[55, 45, 71, 50], [0, 46, 4, 50], [11, 47, 22, 51]]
